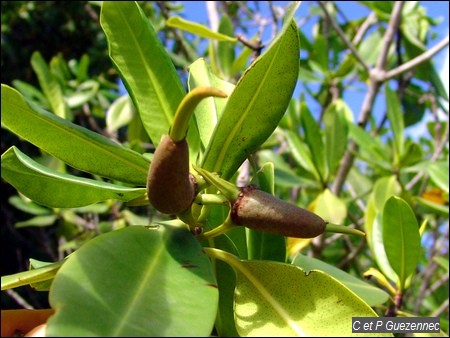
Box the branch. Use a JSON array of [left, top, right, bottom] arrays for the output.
[[332, 2, 405, 195], [5, 289, 33, 309], [375, 1, 405, 71], [318, 1, 370, 74], [384, 35, 450, 81], [352, 12, 376, 46], [432, 298, 449, 318]]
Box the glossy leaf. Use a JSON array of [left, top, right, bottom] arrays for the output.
[[15, 215, 58, 228], [166, 16, 237, 42], [1, 84, 149, 185], [203, 235, 240, 337], [323, 99, 350, 177], [217, 15, 236, 77], [399, 142, 423, 168], [188, 58, 235, 150], [1, 261, 64, 291], [301, 100, 327, 182], [348, 123, 392, 171], [65, 80, 99, 109], [29, 259, 61, 291], [357, 29, 384, 66], [206, 249, 384, 337], [202, 20, 300, 180], [105, 94, 135, 133], [257, 149, 318, 189], [1, 147, 146, 208], [311, 189, 347, 225], [8, 196, 50, 216], [47, 225, 218, 337], [100, 2, 186, 147], [12, 79, 48, 107], [427, 161, 449, 193], [382, 196, 421, 290], [386, 85, 404, 162], [284, 129, 320, 180], [415, 196, 449, 217], [30, 51, 69, 120], [365, 176, 401, 284], [292, 254, 390, 306]]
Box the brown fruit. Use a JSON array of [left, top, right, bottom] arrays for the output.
[[231, 186, 326, 238], [147, 135, 196, 214]]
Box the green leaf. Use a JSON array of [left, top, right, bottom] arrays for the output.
[[29, 259, 61, 291], [230, 41, 254, 75], [100, 2, 186, 147], [292, 254, 390, 306], [386, 85, 404, 163], [75, 54, 90, 83], [65, 80, 99, 109], [15, 215, 58, 228], [427, 162, 449, 193], [12, 79, 48, 107], [202, 20, 300, 180], [310, 35, 329, 72], [217, 15, 236, 76], [323, 99, 350, 177], [357, 29, 384, 67], [257, 149, 318, 189], [415, 196, 449, 217], [399, 142, 423, 168], [166, 16, 237, 42], [284, 129, 320, 180], [1, 147, 146, 208], [348, 123, 392, 170], [204, 235, 240, 337], [382, 196, 421, 290], [1, 84, 149, 185], [106, 94, 135, 133], [206, 249, 386, 337], [30, 51, 69, 120], [188, 58, 235, 149], [47, 225, 218, 337], [1, 260, 64, 291], [8, 195, 51, 215], [364, 176, 401, 284], [301, 100, 327, 182], [433, 257, 449, 272], [312, 189, 347, 225]]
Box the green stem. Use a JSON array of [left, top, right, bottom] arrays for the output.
[[325, 223, 366, 237], [195, 193, 230, 206], [197, 214, 237, 240], [170, 87, 227, 142], [176, 207, 200, 230], [193, 165, 239, 202]]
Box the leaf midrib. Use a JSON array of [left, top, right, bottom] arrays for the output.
[[112, 240, 166, 336], [116, 4, 173, 132], [212, 33, 286, 173], [4, 91, 148, 178]]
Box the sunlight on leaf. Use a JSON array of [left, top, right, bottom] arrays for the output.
[[205, 248, 387, 337]]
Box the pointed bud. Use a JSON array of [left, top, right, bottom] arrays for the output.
[[147, 135, 196, 214], [231, 186, 326, 238]]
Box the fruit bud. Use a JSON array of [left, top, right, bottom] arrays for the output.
[[231, 186, 326, 238], [147, 87, 227, 215], [147, 135, 196, 214]]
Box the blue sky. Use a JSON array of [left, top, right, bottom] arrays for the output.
[[179, 1, 449, 137]]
